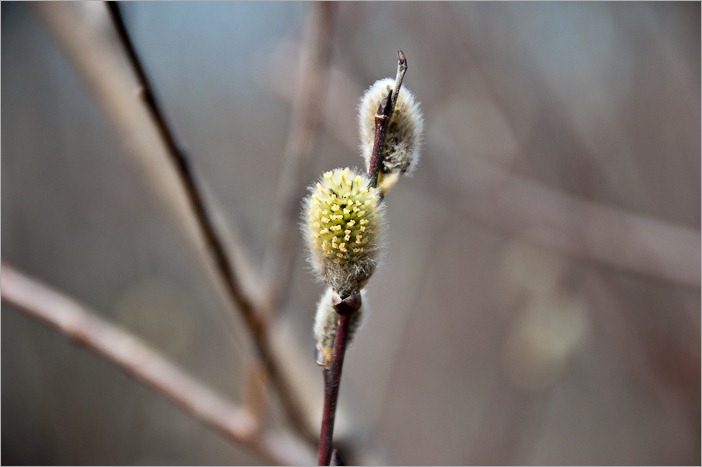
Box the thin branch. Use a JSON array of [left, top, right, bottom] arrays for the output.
[[437, 156, 701, 289], [368, 92, 393, 189], [104, 1, 261, 345], [369, 50, 407, 189], [35, 1, 316, 444], [0, 263, 314, 466], [391, 50, 408, 111], [263, 2, 336, 316], [317, 292, 362, 466], [318, 368, 336, 465]]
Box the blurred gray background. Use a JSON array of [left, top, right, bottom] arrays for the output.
[[2, 2, 699, 465]]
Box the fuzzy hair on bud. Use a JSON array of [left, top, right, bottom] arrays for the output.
[[302, 167, 383, 298], [358, 77, 423, 191], [314, 287, 366, 367]]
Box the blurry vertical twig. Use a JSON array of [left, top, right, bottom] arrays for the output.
[[0, 263, 315, 466], [263, 2, 336, 316], [35, 1, 315, 445]]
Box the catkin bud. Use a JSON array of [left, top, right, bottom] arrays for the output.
[[314, 287, 366, 367], [302, 167, 383, 298], [358, 78, 423, 192]]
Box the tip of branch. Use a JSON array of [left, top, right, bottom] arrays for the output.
[[392, 51, 407, 109], [397, 49, 407, 67]]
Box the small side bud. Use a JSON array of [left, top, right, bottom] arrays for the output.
[[302, 167, 384, 298], [358, 78, 424, 189], [314, 287, 366, 367]]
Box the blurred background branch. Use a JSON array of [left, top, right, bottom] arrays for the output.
[[263, 3, 336, 317], [34, 1, 319, 447], [0, 263, 314, 466]]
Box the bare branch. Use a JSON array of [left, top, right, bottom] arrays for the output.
[[104, 2, 261, 343], [317, 291, 363, 466], [263, 3, 337, 316], [391, 49, 407, 109], [34, 2, 316, 443], [104, 2, 260, 324], [369, 51, 408, 189], [0, 263, 314, 466], [368, 92, 393, 189], [437, 155, 701, 289]]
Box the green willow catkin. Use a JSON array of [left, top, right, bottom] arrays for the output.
[[302, 167, 383, 298], [358, 78, 424, 194]]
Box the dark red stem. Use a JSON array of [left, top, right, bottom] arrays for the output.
[[368, 92, 393, 189], [317, 313, 352, 465]]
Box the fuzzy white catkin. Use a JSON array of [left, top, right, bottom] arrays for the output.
[[314, 287, 366, 367], [358, 77, 423, 191], [302, 167, 384, 298]]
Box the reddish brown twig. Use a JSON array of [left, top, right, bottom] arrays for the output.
[[368, 92, 393, 189], [0, 263, 314, 466], [317, 292, 362, 466], [368, 50, 408, 189]]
